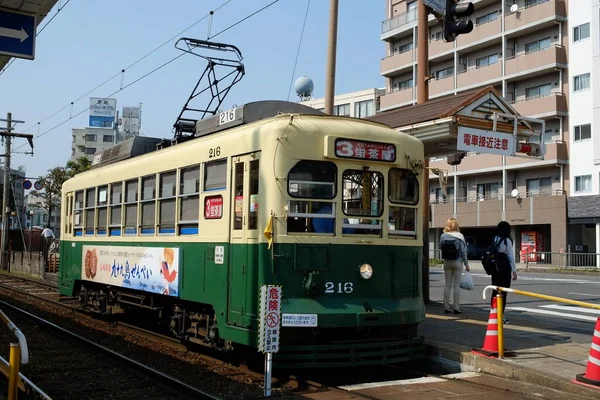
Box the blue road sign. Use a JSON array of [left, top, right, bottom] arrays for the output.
[[22, 180, 31, 190], [0, 9, 36, 60]]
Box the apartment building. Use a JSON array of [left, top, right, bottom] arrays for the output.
[[71, 127, 125, 162], [300, 88, 385, 118], [379, 0, 572, 258]]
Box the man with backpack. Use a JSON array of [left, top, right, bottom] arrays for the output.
[[440, 218, 470, 314]]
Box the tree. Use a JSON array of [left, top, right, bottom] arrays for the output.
[[30, 167, 69, 228], [66, 156, 91, 178]]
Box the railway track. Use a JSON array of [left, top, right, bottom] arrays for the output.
[[0, 300, 220, 400]]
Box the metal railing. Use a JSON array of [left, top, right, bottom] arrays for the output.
[[430, 190, 567, 205], [524, 251, 600, 269], [381, 9, 417, 34]]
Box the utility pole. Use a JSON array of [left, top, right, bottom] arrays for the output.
[[0, 113, 33, 271], [417, 0, 431, 303], [324, 0, 339, 115]]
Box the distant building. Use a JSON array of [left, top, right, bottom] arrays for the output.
[[71, 127, 126, 162], [300, 88, 385, 118], [25, 194, 60, 235], [120, 106, 141, 137]]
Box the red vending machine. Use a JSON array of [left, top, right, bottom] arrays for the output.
[[520, 231, 544, 262]]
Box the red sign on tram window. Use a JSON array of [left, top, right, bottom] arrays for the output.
[[335, 139, 396, 162], [205, 195, 223, 219]]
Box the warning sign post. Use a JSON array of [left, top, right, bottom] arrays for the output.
[[258, 285, 282, 397]]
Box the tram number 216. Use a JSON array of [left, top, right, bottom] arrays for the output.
[[325, 282, 354, 294]]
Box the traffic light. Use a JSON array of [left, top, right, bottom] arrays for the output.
[[443, 0, 475, 42]]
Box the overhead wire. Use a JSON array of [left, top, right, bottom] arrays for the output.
[[17, 0, 233, 135], [13, 0, 281, 152], [286, 0, 311, 101], [0, 0, 73, 76]]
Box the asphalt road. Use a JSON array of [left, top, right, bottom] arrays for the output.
[[430, 262, 600, 333]]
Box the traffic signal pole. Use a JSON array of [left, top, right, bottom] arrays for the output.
[[417, 0, 430, 304]]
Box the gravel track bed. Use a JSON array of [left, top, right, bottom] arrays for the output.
[[0, 285, 283, 399]]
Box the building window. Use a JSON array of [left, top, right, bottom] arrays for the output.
[[574, 73, 591, 92], [476, 11, 499, 25], [333, 104, 350, 116], [525, 37, 551, 53], [85, 134, 97, 142], [476, 54, 498, 68], [525, 0, 545, 7], [84, 147, 96, 154], [406, 1, 417, 22], [526, 177, 552, 196], [103, 135, 113, 143], [435, 67, 454, 79], [71, 148, 75, 155], [354, 100, 374, 118], [574, 23, 590, 42], [395, 42, 413, 54], [574, 124, 592, 142], [575, 175, 592, 193], [476, 183, 499, 201], [394, 78, 413, 91], [525, 84, 551, 99], [72, 135, 75, 142]]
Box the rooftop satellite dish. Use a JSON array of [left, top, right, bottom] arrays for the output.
[[511, 189, 519, 198], [510, 3, 518, 13]]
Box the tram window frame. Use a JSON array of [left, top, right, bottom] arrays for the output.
[[74, 190, 84, 236], [96, 185, 108, 235], [388, 168, 419, 205], [287, 160, 337, 199], [248, 160, 259, 230], [66, 193, 73, 235], [340, 169, 384, 236], [109, 182, 123, 236], [287, 200, 336, 235], [179, 164, 200, 235], [159, 170, 177, 234], [124, 179, 138, 235], [84, 188, 96, 235], [388, 206, 417, 238], [233, 161, 244, 230], [204, 159, 227, 191], [140, 174, 157, 235]]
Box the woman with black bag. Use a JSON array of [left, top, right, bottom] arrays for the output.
[[490, 221, 517, 324]]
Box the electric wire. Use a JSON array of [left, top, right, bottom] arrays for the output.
[[286, 0, 311, 101], [13, 0, 280, 152], [16, 0, 234, 135], [0, 0, 73, 76]]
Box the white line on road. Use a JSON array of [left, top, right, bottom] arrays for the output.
[[470, 274, 597, 284], [339, 376, 446, 390], [569, 292, 600, 297], [540, 305, 600, 315], [506, 307, 598, 322]]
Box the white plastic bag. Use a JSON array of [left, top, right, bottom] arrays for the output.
[[460, 272, 474, 290]]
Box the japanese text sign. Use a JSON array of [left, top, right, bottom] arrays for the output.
[[457, 126, 515, 156], [335, 139, 396, 162], [205, 195, 223, 219], [258, 285, 282, 353]]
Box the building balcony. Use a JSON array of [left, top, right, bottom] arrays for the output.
[[505, 45, 567, 77], [456, 17, 501, 47], [505, 0, 567, 33], [510, 92, 568, 118], [431, 191, 567, 229], [457, 61, 502, 89], [379, 88, 414, 110], [380, 50, 414, 76], [430, 76, 454, 96], [429, 39, 454, 57], [381, 9, 417, 40]]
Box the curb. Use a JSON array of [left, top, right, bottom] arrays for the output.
[[516, 268, 600, 276], [425, 340, 600, 399]]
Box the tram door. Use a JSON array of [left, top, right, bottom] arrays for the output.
[[227, 152, 260, 328]]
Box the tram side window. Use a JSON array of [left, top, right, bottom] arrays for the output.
[[179, 165, 200, 235], [141, 175, 156, 234], [97, 185, 108, 235], [205, 159, 227, 191], [388, 168, 418, 237], [85, 188, 96, 235], [74, 191, 83, 236], [233, 162, 244, 230], [341, 169, 384, 235], [159, 171, 176, 234], [287, 161, 337, 234], [248, 160, 259, 230], [109, 182, 123, 236], [124, 179, 138, 234]]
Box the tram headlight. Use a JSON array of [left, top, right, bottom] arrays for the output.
[[359, 263, 373, 280]]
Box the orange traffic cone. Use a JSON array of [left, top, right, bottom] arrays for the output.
[[573, 317, 600, 388], [472, 297, 515, 358]]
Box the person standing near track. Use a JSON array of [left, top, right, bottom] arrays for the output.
[[489, 221, 517, 324]]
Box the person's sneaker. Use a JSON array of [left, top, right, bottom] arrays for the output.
[[453, 310, 462, 315], [444, 309, 452, 314]]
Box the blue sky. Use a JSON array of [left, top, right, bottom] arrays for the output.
[[0, 0, 386, 177]]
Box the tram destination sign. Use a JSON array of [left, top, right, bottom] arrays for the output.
[[334, 138, 396, 162]]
